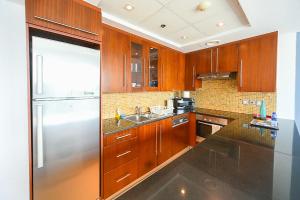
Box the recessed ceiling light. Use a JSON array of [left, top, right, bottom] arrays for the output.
[[196, 1, 211, 11], [124, 4, 134, 11], [181, 36, 188, 40], [205, 40, 220, 46], [160, 24, 167, 28], [180, 189, 186, 195], [216, 21, 224, 27]]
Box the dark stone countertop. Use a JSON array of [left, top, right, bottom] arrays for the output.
[[116, 108, 300, 200]]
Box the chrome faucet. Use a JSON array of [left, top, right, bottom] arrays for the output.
[[135, 106, 142, 116]]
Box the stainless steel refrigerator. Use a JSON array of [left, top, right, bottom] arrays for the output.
[[31, 36, 100, 200]]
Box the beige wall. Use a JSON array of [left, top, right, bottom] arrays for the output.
[[191, 80, 276, 115], [102, 92, 175, 119]]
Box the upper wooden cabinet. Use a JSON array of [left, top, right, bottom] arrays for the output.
[[102, 26, 130, 93], [185, 52, 202, 91], [214, 44, 239, 73], [26, 0, 102, 41], [197, 48, 213, 74], [238, 32, 277, 92], [144, 43, 161, 91], [161, 48, 185, 91]]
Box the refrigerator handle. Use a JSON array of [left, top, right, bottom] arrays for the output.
[[36, 55, 44, 95], [37, 104, 44, 168]]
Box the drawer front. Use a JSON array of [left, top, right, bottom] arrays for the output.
[[104, 128, 137, 146], [104, 159, 138, 198], [104, 138, 137, 172]]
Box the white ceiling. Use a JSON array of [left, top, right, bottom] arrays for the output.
[[85, 0, 300, 52]]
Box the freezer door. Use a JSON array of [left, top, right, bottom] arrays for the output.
[[32, 36, 100, 99], [32, 99, 100, 200]]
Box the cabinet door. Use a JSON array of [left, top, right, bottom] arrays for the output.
[[145, 44, 161, 91], [26, 0, 101, 41], [137, 122, 158, 176], [197, 49, 213, 75], [102, 26, 129, 93], [238, 32, 277, 92], [215, 44, 238, 73], [185, 53, 202, 91], [161, 48, 184, 91], [129, 40, 145, 92], [157, 118, 173, 165], [171, 121, 189, 155]]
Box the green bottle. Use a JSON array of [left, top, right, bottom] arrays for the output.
[[260, 100, 267, 119]]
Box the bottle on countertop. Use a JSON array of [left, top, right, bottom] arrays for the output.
[[260, 100, 267, 119], [115, 108, 121, 120]]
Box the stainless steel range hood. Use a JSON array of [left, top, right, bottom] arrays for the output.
[[196, 72, 236, 80]]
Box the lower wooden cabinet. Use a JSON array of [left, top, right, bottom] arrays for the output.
[[103, 116, 190, 198], [103, 159, 138, 198], [137, 122, 158, 176]]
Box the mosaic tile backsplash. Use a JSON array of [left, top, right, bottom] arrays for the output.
[[102, 92, 175, 119], [102, 80, 276, 119], [191, 80, 276, 116]]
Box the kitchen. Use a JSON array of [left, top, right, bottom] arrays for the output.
[[0, 0, 300, 200]]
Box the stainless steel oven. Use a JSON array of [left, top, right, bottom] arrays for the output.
[[196, 114, 229, 138]]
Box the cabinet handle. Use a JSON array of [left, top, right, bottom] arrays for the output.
[[159, 125, 162, 153], [34, 16, 99, 36], [240, 59, 243, 87], [144, 57, 146, 87], [155, 124, 158, 155], [192, 65, 195, 88], [210, 49, 213, 73], [216, 48, 219, 72], [116, 150, 131, 158], [116, 133, 131, 140], [123, 54, 127, 88], [36, 105, 44, 168], [116, 173, 131, 183]]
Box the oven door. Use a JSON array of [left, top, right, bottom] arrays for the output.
[[197, 121, 222, 138]]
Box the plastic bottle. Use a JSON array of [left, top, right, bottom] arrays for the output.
[[260, 100, 267, 119]]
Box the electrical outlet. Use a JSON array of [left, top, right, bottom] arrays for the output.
[[242, 99, 249, 105], [249, 100, 256, 105]]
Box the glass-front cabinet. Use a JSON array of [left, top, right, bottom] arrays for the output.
[[129, 40, 161, 92], [130, 41, 144, 91], [146, 46, 160, 90]]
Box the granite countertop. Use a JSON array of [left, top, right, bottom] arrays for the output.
[[116, 108, 300, 200]]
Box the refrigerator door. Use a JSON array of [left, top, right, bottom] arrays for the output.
[[32, 36, 100, 100], [32, 98, 100, 200]]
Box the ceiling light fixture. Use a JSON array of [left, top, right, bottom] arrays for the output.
[[160, 24, 167, 28], [196, 1, 211, 11], [124, 3, 134, 11], [205, 40, 220, 46], [216, 21, 224, 27]]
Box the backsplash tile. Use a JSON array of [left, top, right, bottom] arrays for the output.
[[191, 80, 276, 115], [102, 92, 175, 119]]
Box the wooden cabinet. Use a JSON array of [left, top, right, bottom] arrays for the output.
[[197, 48, 213, 75], [161, 48, 185, 91], [238, 32, 277, 92], [103, 128, 137, 146], [185, 52, 202, 91], [26, 0, 102, 41], [214, 44, 239, 73], [102, 26, 130, 93], [103, 159, 138, 198], [137, 122, 158, 176], [157, 118, 173, 165], [144, 43, 161, 91]]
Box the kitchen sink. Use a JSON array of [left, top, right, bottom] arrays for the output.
[[124, 113, 166, 124], [125, 115, 151, 124]]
